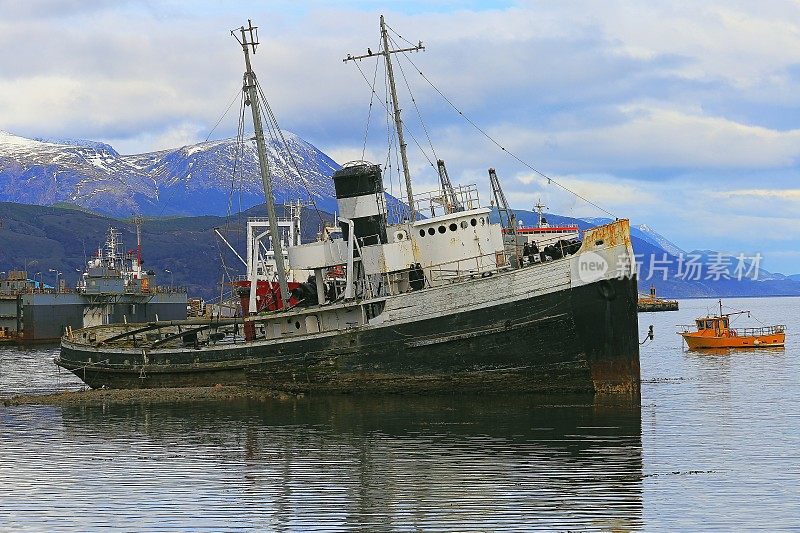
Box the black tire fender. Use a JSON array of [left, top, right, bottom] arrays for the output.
[[598, 279, 617, 301]]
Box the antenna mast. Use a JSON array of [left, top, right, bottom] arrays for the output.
[[344, 15, 424, 221], [233, 20, 291, 309], [534, 199, 547, 228], [133, 215, 143, 266]]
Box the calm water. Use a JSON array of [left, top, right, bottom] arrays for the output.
[[1, 297, 798, 531]]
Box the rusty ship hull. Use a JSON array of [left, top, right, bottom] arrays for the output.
[[58, 276, 638, 394], [57, 220, 640, 394]]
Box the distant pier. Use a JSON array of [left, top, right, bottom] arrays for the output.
[[638, 285, 679, 312]]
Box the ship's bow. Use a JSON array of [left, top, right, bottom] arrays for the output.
[[570, 219, 640, 394]]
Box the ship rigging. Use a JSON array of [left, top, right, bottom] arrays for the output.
[[57, 18, 641, 395]]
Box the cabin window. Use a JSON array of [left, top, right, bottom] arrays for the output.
[[470, 218, 477, 227], [705, 320, 714, 329], [428, 227, 436, 236], [419, 229, 425, 237], [449, 223, 457, 232], [481, 218, 486, 226], [697, 320, 704, 330], [438, 225, 446, 234], [460, 220, 468, 229], [306, 315, 321, 333]]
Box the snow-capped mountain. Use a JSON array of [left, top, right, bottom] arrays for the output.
[[633, 224, 685, 257], [0, 130, 339, 217], [580, 216, 685, 257]]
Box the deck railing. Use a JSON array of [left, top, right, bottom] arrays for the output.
[[730, 325, 785, 337], [678, 324, 786, 336], [408, 184, 482, 219], [427, 251, 510, 286]]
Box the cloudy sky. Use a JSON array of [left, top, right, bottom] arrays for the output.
[[1, 0, 799, 272]]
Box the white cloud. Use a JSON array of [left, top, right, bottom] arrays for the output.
[[488, 105, 800, 171], [1, 1, 800, 270], [108, 122, 207, 155], [712, 189, 800, 199]]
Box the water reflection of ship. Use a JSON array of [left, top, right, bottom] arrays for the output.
[[57, 395, 642, 529]]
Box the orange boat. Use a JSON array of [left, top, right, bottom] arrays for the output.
[[679, 301, 785, 349]]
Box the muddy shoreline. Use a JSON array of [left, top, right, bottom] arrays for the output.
[[2, 385, 302, 407]]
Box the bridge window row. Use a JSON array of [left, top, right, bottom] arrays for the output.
[[417, 217, 487, 238]]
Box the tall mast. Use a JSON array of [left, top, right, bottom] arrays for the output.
[[344, 15, 424, 222], [233, 20, 290, 309], [380, 15, 414, 221]]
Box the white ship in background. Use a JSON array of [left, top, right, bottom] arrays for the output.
[[517, 201, 580, 245]]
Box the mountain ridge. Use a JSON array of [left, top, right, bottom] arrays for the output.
[[3, 130, 799, 298], [0, 130, 339, 217], [2, 201, 799, 300]]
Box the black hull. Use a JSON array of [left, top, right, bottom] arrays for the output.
[[58, 276, 639, 394]]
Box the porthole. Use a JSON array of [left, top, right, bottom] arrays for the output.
[[438, 225, 446, 234], [449, 223, 457, 232], [419, 229, 426, 237], [396, 232, 405, 241], [481, 218, 486, 226], [295, 321, 301, 330], [428, 227, 436, 236], [470, 218, 477, 227], [460, 220, 468, 229]]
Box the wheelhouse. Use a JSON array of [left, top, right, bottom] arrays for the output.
[[696, 317, 729, 331]]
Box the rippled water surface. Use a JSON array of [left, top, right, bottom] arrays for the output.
[[1, 296, 798, 531]]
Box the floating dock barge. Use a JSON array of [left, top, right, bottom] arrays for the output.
[[637, 285, 678, 312], [0, 227, 186, 343]]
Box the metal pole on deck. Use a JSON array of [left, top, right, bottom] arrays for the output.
[[234, 20, 291, 309]]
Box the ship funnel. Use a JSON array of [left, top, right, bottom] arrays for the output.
[[332, 161, 388, 246]]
